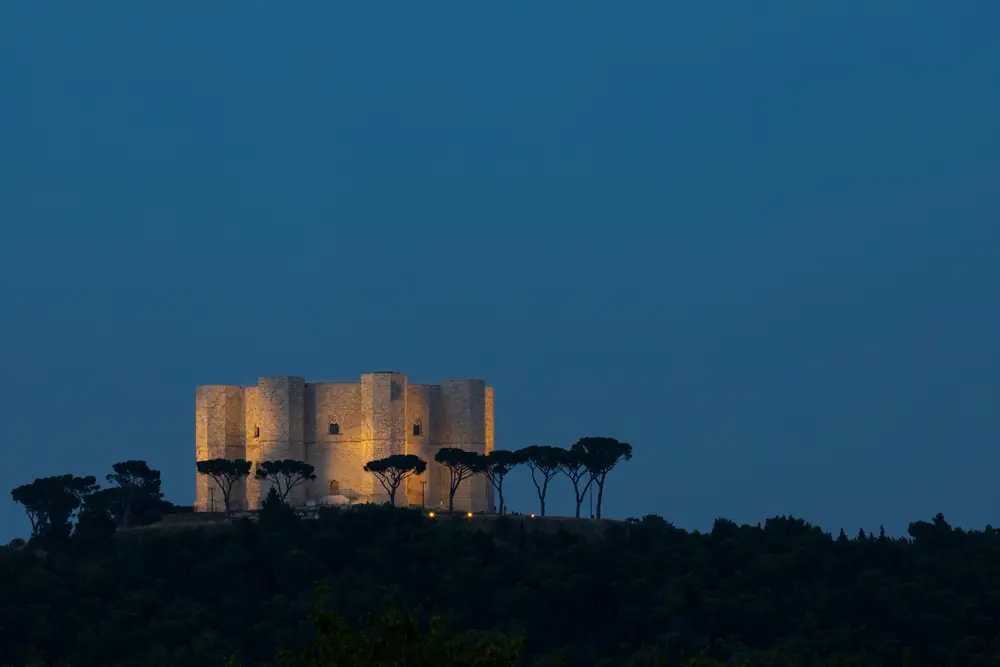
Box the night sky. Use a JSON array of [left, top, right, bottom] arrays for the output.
[[1, 2, 998, 541]]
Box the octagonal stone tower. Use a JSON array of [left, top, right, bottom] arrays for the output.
[[244, 376, 306, 509], [194, 385, 246, 512]]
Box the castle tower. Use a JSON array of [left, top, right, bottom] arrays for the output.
[[245, 376, 306, 509], [404, 383, 434, 507], [436, 379, 493, 512], [361, 371, 408, 504], [194, 385, 246, 512]]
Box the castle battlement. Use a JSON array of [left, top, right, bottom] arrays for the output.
[[195, 372, 495, 512]]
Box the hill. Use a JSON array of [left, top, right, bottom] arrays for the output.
[[2, 506, 1000, 666]]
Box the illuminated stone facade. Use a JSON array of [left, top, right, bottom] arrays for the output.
[[195, 372, 495, 513]]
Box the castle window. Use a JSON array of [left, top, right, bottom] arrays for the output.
[[328, 421, 340, 435], [412, 421, 422, 436], [254, 425, 260, 438], [329, 479, 340, 494]]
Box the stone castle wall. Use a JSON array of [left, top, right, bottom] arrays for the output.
[[485, 386, 495, 513], [308, 382, 367, 503], [194, 385, 245, 512], [194, 372, 494, 513], [244, 376, 306, 509], [437, 379, 492, 513], [405, 384, 435, 506]]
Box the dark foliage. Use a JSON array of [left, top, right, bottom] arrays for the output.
[[262, 585, 523, 667], [571, 437, 632, 520], [10, 474, 99, 545], [258, 486, 300, 533], [2, 507, 999, 666]]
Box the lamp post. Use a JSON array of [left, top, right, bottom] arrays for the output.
[[589, 484, 593, 519]]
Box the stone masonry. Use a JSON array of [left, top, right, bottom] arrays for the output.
[[195, 372, 495, 513]]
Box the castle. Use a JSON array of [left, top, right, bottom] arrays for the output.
[[195, 372, 495, 513]]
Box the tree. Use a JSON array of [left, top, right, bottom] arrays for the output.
[[363, 454, 427, 507], [74, 488, 119, 541], [255, 459, 317, 504], [434, 447, 480, 514], [196, 458, 252, 518], [281, 584, 523, 667], [474, 450, 519, 515], [572, 437, 632, 519], [11, 481, 46, 538], [10, 474, 99, 541], [516, 445, 563, 517], [259, 486, 299, 531], [105, 460, 164, 528], [557, 448, 593, 518]]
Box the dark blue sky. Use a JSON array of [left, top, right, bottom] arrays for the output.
[[1, 2, 998, 540]]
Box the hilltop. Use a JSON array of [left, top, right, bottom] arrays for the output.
[[2, 504, 1000, 667]]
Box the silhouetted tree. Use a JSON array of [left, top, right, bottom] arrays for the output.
[[258, 486, 299, 532], [196, 458, 252, 518], [557, 448, 593, 518], [572, 437, 632, 519], [363, 454, 427, 507], [474, 450, 519, 516], [255, 459, 317, 504], [10, 474, 99, 541], [105, 460, 164, 527], [434, 447, 479, 514], [74, 488, 119, 541], [516, 445, 563, 517]]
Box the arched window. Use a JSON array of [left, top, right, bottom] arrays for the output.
[[254, 425, 260, 438], [412, 420, 422, 436], [329, 479, 341, 495], [328, 420, 340, 435]]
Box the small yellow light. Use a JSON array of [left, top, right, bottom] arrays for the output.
[[530, 514, 535, 518], [467, 512, 473, 518], [428, 511, 435, 518]]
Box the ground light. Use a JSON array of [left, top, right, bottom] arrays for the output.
[[467, 512, 473, 517], [530, 514, 535, 518], [428, 511, 435, 518]]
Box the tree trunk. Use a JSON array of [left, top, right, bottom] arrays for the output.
[[388, 485, 397, 507], [214, 477, 232, 518], [530, 469, 544, 516], [574, 486, 583, 518], [123, 493, 133, 528], [448, 486, 456, 514], [497, 483, 504, 516], [595, 477, 605, 519]]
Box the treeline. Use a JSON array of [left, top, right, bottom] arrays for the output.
[[9, 460, 190, 547], [3, 504, 1000, 666], [9, 437, 631, 544], [194, 437, 633, 519], [9, 444, 1000, 665]]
